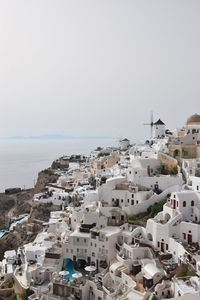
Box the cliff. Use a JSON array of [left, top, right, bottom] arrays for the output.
[[33, 168, 59, 193]]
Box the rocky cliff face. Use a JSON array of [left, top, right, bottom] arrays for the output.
[[0, 167, 60, 259], [0, 224, 41, 260], [0, 195, 15, 229], [33, 168, 59, 193]]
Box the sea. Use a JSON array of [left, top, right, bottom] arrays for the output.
[[0, 138, 117, 192]]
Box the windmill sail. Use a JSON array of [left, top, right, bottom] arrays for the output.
[[143, 111, 154, 139]]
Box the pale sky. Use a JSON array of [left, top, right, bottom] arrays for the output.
[[0, 0, 200, 140]]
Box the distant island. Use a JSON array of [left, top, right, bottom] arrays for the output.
[[0, 134, 117, 140]]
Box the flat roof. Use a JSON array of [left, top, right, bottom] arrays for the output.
[[100, 226, 121, 236], [176, 280, 196, 294], [70, 230, 90, 238]]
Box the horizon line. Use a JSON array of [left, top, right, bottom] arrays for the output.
[[0, 134, 120, 140]]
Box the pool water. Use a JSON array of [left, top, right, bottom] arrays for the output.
[[0, 231, 8, 238], [64, 258, 79, 281]]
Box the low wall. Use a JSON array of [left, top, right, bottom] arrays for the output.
[[123, 185, 181, 215]]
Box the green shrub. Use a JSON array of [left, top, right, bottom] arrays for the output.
[[176, 264, 196, 277], [128, 198, 167, 222], [170, 166, 178, 175]]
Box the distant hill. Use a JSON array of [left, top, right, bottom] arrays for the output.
[[0, 135, 117, 140]]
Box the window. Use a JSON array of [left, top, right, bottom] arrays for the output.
[[92, 252, 95, 257], [77, 248, 79, 252], [157, 241, 160, 247], [132, 194, 134, 198], [191, 200, 194, 207], [183, 201, 186, 207], [127, 199, 129, 203], [77, 238, 79, 242], [197, 186, 199, 191], [166, 244, 168, 250], [183, 233, 186, 239], [177, 201, 178, 207], [131, 200, 134, 205]]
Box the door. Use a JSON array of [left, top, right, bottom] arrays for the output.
[[173, 200, 176, 209], [188, 234, 192, 244], [161, 242, 165, 252]]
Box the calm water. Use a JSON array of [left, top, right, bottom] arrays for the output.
[[0, 139, 116, 192]]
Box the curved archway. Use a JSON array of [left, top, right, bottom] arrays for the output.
[[164, 213, 171, 222], [174, 149, 180, 158], [147, 233, 153, 241]]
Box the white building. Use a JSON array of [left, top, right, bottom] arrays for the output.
[[119, 138, 130, 150], [127, 157, 183, 191], [131, 190, 200, 264], [152, 119, 166, 139]]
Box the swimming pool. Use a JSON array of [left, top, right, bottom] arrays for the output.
[[0, 231, 8, 238], [64, 258, 80, 280]]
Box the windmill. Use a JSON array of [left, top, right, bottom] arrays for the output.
[[143, 111, 154, 139]]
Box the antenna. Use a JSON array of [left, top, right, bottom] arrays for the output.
[[143, 111, 154, 139]]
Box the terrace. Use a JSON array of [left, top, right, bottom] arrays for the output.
[[14, 265, 29, 290]]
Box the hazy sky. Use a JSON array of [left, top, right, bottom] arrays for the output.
[[0, 0, 200, 140]]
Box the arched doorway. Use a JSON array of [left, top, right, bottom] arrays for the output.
[[147, 233, 153, 241], [174, 149, 180, 158], [164, 213, 171, 222]]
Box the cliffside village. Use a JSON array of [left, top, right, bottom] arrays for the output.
[[1, 114, 200, 300]]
